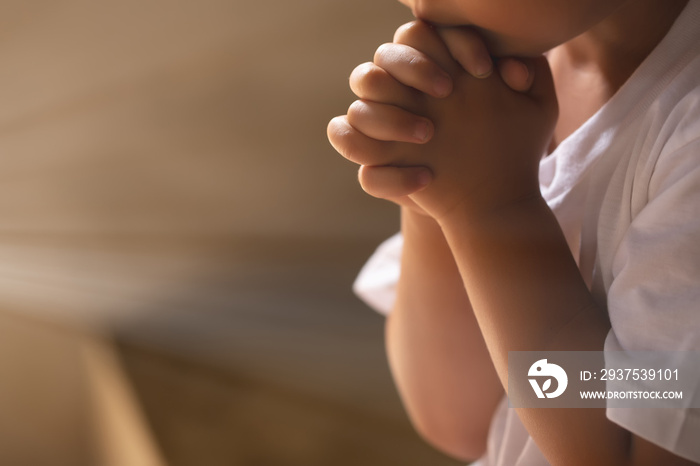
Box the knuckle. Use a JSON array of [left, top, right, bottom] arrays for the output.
[[326, 116, 343, 140], [407, 54, 421, 67], [362, 65, 388, 90], [338, 129, 373, 165], [350, 64, 386, 96], [393, 20, 429, 45], [346, 100, 369, 124], [338, 134, 361, 163], [373, 43, 395, 64], [327, 117, 348, 149], [343, 141, 362, 164], [327, 117, 356, 154], [349, 62, 373, 84], [357, 167, 382, 197]]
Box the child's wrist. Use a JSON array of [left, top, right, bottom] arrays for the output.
[[401, 206, 457, 262], [436, 191, 547, 240]]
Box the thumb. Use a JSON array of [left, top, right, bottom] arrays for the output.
[[497, 57, 533, 92], [523, 55, 558, 117], [435, 27, 493, 78]]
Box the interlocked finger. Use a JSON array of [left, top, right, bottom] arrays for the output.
[[347, 100, 434, 143], [349, 62, 421, 107], [374, 43, 453, 98], [327, 115, 403, 166], [393, 21, 458, 73], [358, 165, 432, 199], [436, 27, 494, 78]]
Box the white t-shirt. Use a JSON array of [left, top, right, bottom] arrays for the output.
[[353, 2, 700, 464]]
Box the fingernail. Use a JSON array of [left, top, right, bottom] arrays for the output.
[[413, 120, 431, 142], [433, 74, 452, 97], [514, 60, 530, 84], [474, 53, 493, 78], [416, 168, 432, 187]]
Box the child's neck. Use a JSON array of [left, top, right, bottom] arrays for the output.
[[547, 0, 688, 151]]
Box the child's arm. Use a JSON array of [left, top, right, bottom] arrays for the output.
[[382, 25, 504, 462], [330, 21, 522, 460], [332, 20, 699, 465], [378, 29, 698, 466], [389, 205, 503, 460]]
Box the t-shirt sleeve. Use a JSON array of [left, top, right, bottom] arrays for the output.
[[604, 138, 700, 462], [352, 232, 403, 316]]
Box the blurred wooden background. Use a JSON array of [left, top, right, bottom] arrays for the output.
[[0, 1, 466, 465]]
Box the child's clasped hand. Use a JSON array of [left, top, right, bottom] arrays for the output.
[[328, 21, 558, 224]]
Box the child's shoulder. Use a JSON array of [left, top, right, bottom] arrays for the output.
[[611, 0, 700, 164]]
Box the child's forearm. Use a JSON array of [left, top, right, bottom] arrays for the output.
[[438, 195, 687, 466], [386, 207, 503, 461]]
